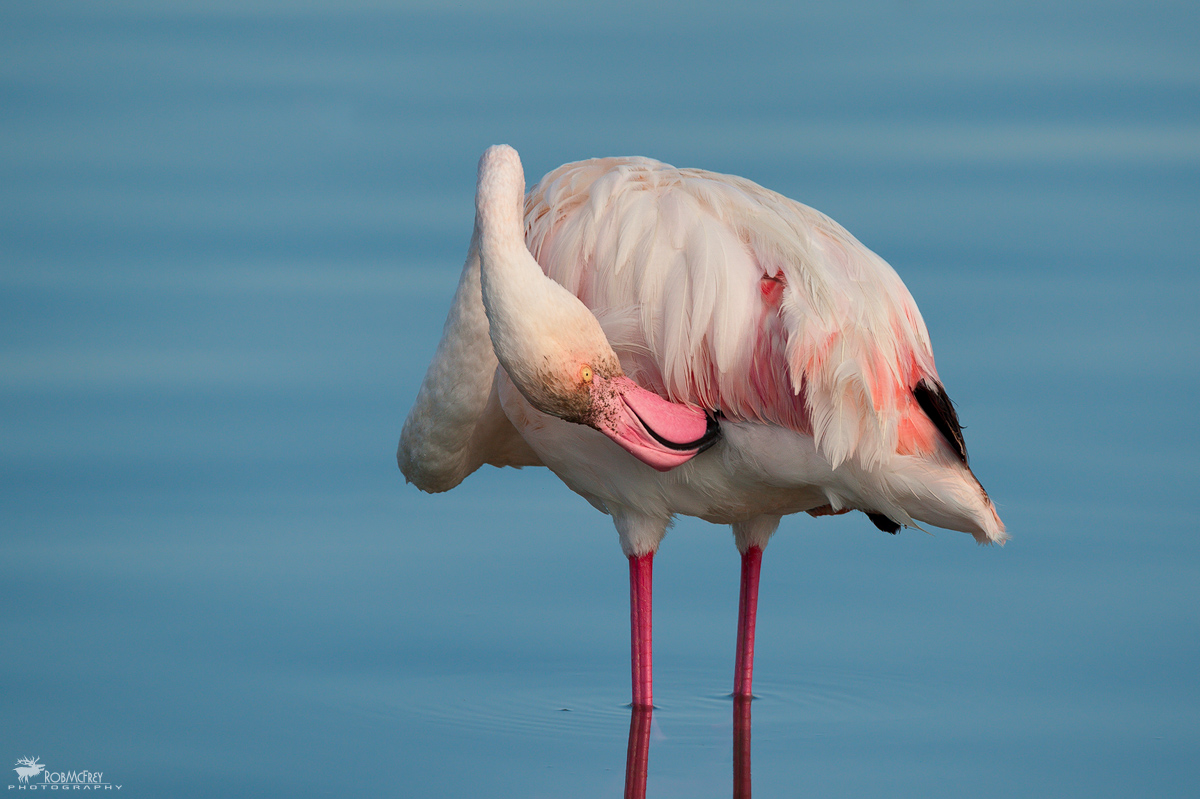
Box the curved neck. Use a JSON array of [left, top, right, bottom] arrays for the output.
[[475, 147, 620, 407], [476, 145, 538, 300]]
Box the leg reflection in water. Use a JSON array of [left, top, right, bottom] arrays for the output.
[[733, 696, 752, 799], [624, 706, 652, 799], [622, 699, 754, 799]]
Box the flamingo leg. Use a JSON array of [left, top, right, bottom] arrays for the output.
[[733, 545, 763, 698], [628, 551, 654, 708]]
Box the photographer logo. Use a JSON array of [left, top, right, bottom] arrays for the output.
[[9, 757, 121, 791]]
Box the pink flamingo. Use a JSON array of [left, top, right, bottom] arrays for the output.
[[399, 145, 1004, 708]]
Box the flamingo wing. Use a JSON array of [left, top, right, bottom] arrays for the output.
[[525, 157, 953, 474]]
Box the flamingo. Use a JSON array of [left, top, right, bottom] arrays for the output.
[[399, 145, 1004, 708]]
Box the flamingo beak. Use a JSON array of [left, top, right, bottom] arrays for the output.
[[599, 376, 720, 471]]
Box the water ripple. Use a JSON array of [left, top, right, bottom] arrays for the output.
[[293, 664, 932, 740]]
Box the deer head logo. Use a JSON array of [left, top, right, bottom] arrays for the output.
[[14, 757, 46, 784]]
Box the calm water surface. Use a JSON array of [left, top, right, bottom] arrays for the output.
[[3, 2, 1198, 796]]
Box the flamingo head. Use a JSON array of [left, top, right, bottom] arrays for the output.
[[518, 348, 719, 471]]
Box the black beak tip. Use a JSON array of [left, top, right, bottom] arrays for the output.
[[695, 411, 722, 454]]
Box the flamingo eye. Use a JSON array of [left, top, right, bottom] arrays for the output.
[[580, 365, 593, 383]]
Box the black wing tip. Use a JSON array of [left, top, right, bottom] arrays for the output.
[[913, 380, 968, 464], [866, 512, 901, 534]]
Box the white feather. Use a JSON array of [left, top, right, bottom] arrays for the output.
[[401, 148, 1006, 554]]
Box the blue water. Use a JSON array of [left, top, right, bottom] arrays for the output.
[[3, 2, 1198, 796]]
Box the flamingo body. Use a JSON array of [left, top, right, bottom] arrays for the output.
[[399, 146, 1004, 706]]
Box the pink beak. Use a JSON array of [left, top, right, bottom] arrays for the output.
[[599, 376, 720, 471]]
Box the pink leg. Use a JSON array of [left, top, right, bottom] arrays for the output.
[[733, 545, 763, 698], [628, 552, 654, 708]]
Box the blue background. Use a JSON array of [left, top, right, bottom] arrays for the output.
[[3, 1, 1198, 795]]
